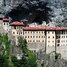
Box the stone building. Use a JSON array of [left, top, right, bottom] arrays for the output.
[[0, 17, 67, 59]]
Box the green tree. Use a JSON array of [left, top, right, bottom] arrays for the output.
[[0, 34, 14, 67], [18, 36, 37, 67]]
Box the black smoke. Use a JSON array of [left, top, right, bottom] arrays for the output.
[[6, 0, 52, 24]]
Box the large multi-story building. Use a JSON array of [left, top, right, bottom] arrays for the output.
[[0, 16, 67, 59]]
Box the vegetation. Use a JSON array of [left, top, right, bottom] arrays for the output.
[[0, 34, 37, 67]]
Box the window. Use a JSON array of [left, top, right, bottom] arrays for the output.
[[48, 45, 49, 47], [42, 40, 44, 42], [42, 36, 43, 38], [28, 36, 29, 38], [39, 32, 40, 33], [33, 36, 35, 38], [30, 36, 32, 38], [21, 27, 22, 29], [66, 36, 67, 38], [31, 31, 32, 33], [25, 36, 27, 38], [57, 40, 60, 43], [13, 32, 15, 34], [62, 31, 65, 34], [52, 31, 54, 34], [4, 23, 5, 25], [34, 50, 36, 53], [64, 36, 65, 38], [36, 40, 40, 42], [28, 40, 29, 42], [48, 36, 50, 38], [48, 31, 50, 33], [62, 36, 65, 38], [36, 36, 38, 38], [44, 36, 45, 38], [19, 32, 20, 35], [7, 23, 8, 25], [48, 41, 50, 43], [33, 40, 35, 42], [53, 36, 54, 38], [56, 36, 60, 39], [14, 26, 16, 29], [36, 31, 38, 33], [63, 31, 65, 34], [17, 32, 18, 34], [52, 45, 54, 47], [17, 27, 18, 29], [62, 36, 63, 38], [57, 44, 60, 46], [33, 31, 35, 33], [25, 31, 27, 33], [52, 41, 54, 43], [57, 31, 60, 34], [66, 31, 67, 34], [21, 32, 22, 34], [30, 40, 32, 42], [42, 31, 43, 33], [39, 36, 40, 38], [39, 40, 40, 42]]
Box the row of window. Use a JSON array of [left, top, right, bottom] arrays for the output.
[[48, 36, 54, 38], [13, 32, 22, 34], [25, 31, 67, 34], [47, 44, 67, 47], [57, 31, 67, 34], [27, 40, 45, 42], [4, 23, 9, 25], [25, 36, 45, 38], [48, 40, 67, 43], [57, 40, 67, 43], [48, 44, 60, 47], [14, 26, 22, 29], [24, 31, 45, 34], [24, 31, 55, 34], [48, 31, 54, 34], [57, 44, 67, 46], [48, 41, 54, 43], [56, 36, 67, 39]]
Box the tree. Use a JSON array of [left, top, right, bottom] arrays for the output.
[[0, 34, 37, 67], [18, 36, 37, 67], [0, 34, 14, 67]]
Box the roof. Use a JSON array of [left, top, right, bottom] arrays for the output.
[[23, 27, 67, 31], [10, 21, 25, 26], [0, 16, 3, 20], [3, 18, 10, 22]]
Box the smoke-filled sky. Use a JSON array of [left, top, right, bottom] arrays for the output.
[[5, 0, 52, 24]]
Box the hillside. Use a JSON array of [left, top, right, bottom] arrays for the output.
[[0, 0, 67, 26]]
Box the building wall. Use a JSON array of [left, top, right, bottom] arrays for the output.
[[46, 31, 55, 47], [3, 21, 11, 32], [23, 31, 45, 43], [1, 18, 67, 59]]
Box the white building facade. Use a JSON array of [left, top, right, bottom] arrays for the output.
[[0, 17, 67, 59]]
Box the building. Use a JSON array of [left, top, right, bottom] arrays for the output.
[[0, 17, 67, 59]]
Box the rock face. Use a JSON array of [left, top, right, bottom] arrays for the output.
[[0, 0, 67, 23]]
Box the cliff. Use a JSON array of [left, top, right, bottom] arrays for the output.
[[0, 0, 67, 26]]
